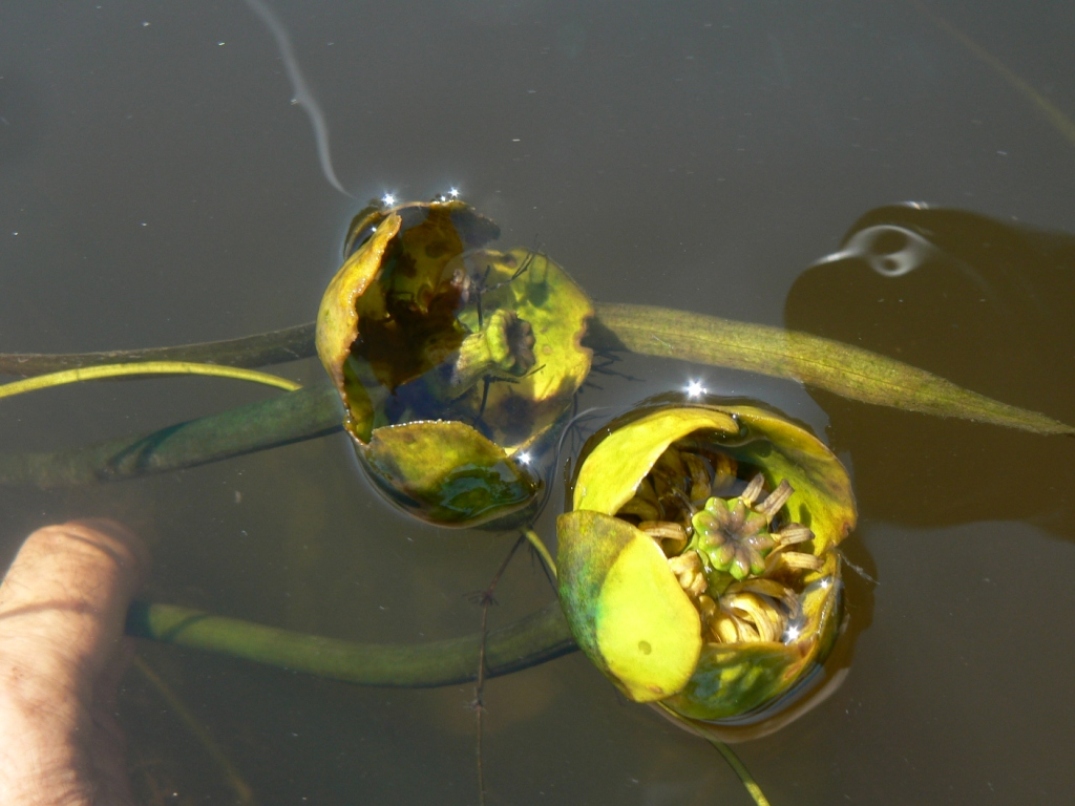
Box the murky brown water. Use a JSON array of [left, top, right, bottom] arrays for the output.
[[2, 1, 1073, 803]]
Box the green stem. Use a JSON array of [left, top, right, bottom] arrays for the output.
[[0, 361, 301, 399], [0, 302, 1069, 490], [5, 304, 1067, 435], [523, 527, 557, 580], [0, 383, 341, 488], [708, 740, 772, 806], [126, 599, 576, 687], [0, 323, 316, 377]]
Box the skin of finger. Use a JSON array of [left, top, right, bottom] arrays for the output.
[[88, 702, 139, 806], [0, 520, 147, 805], [0, 519, 149, 690]]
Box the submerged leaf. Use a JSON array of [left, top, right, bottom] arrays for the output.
[[590, 302, 1075, 437]]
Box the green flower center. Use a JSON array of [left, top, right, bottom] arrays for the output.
[[614, 438, 823, 646]]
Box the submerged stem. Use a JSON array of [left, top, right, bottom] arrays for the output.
[[133, 657, 256, 805], [125, 598, 575, 688], [0, 384, 341, 488], [0, 302, 1068, 491], [523, 527, 557, 580], [708, 740, 773, 806], [0, 323, 316, 377]]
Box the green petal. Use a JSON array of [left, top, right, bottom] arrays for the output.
[[364, 421, 538, 528], [572, 407, 738, 515], [314, 201, 593, 527], [663, 641, 802, 720], [557, 511, 702, 702], [561, 398, 855, 721], [315, 214, 401, 441]]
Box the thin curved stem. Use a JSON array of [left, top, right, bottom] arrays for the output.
[[523, 527, 557, 580], [133, 657, 256, 804], [0, 383, 341, 488], [708, 740, 772, 806], [0, 304, 1068, 490], [0, 361, 301, 400]]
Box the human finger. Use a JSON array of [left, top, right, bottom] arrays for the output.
[[0, 519, 149, 691]]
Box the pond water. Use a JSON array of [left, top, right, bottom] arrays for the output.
[[2, 1, 1073, 803]]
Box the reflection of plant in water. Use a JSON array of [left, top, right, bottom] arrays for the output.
[[1, 199, 1072, 805]]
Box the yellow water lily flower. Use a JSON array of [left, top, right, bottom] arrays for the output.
[[557, 396, 856, 722]]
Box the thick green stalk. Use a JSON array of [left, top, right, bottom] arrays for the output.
[[126, 599, 576, 687], [0, 384, 340, 488]]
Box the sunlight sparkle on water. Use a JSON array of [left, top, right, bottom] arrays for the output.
[[685, 378, 707, 399]]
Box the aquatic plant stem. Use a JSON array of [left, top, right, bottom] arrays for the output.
[[5, 303, 1068, 437], [0, 361, 301, 399], [471, 535, 526, 806], [0, 384, 341, 488], [133, 657, 256, 805], [0, 323, 316, 377], [523, 527, 557, 579], [708, 739, 772, 806], [125, 598, 576, 687]]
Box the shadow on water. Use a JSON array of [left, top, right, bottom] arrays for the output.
[[785, 205, 1075, 541]]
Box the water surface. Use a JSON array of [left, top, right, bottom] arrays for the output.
[[1, 2, 1073, 803]]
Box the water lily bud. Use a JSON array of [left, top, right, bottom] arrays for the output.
[[316, 199, 593, 527], [557, 396, 856, 724]]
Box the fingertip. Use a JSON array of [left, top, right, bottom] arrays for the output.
[[52, 519, 151, 592], [0, 520, 151, 684]]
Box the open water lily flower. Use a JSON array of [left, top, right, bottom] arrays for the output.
[[316, 198, 593, 527], [557, 397, 856, 722]]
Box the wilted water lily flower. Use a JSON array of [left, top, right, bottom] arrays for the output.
[[316, 198, 593, 527], [557, 397, 856, 723]]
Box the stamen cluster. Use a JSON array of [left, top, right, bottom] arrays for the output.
[[615, 437, 822, 646]]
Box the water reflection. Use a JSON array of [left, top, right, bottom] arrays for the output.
[[4, 1, 1075, 803], [786, 205, 1075, 538]]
